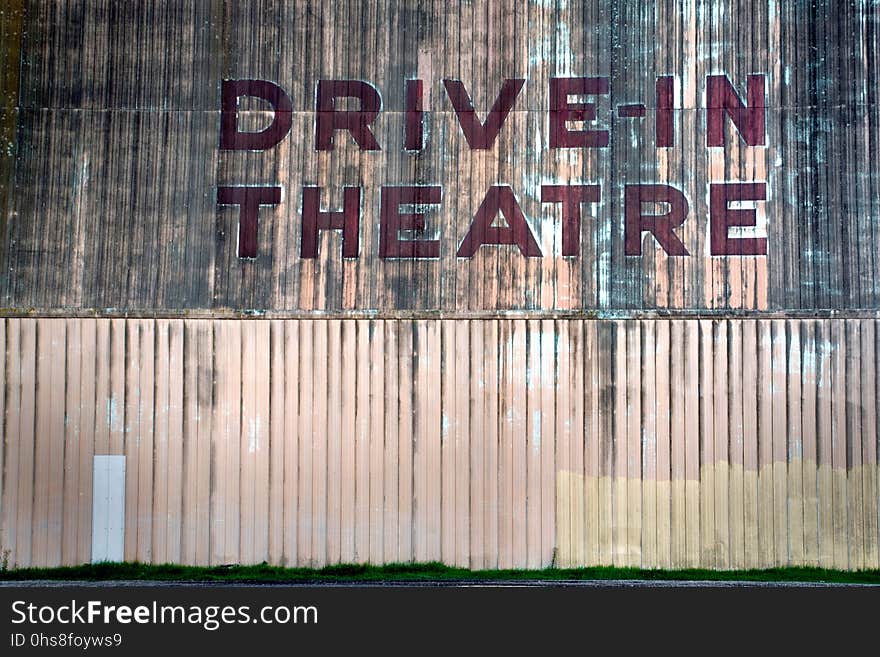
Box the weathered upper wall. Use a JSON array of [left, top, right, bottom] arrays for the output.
[[0, 0, 878, 314]]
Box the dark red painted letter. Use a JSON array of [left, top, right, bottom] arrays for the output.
[[656, 76, 675, 148], [541, 184, 601, 256], [706, 74, 765, 147], [709, 183, 767, 255], [443, 79, 524, 149], [220, 79, 293, 150], [315, 80, 382, 151], [624, 184, 690, 256], [301, 187, 361, 259], [217, 186, 282, 258], [549, 77, 610, 149], [405, 79, 424, 151], [457, 186, 542, 258], [379, 186, 442, 258]]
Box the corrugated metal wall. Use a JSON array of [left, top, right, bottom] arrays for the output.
[[1, 317, 877, 570], [0, 0, 878, 312], [1, 1, 878, 570]]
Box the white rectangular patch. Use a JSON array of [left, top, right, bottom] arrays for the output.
[[91, 455, 126, 563]]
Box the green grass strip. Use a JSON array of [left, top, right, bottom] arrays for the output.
[[2, 562, 879, 584]]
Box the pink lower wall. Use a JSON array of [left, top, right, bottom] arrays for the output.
[[0, 317, 877, 570]]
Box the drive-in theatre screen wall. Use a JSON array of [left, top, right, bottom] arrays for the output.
[[0, 0, 877, 571]]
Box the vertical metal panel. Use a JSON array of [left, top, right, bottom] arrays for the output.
[[367, 320, 384, 565], [134, 320, 153, 564], [16, 319, 35, 567], [268, 319, 285, 566], [1, 317, 877, 570], [296, 320, 313, 566], [282, 320, 300, 566], [482, 321, 500, 568], [350, 322, 372, 563]]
